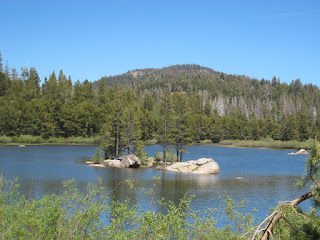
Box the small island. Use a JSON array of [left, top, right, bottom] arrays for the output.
[[86, 154, 220, 175]]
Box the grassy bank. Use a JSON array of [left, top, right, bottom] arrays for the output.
[[216, 138, 315, 150], [0, 135, 315, 150], [0, 135, 101, 145]]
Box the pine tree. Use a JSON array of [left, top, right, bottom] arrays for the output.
[[23, 67, 40, 100], [0, 72, 11, 97], [42, 71, 58, 100], [171, 92, 194, 161], [98, 78, 107, 105], [122, 106, 141, 154], [21, 66, 29, 81], [10, 68, 19, 80], [100, 87, 126, 159], [158, 86, 174, 163], [297, 113, 311, 141], [281, 115, 299, 141], [4, 60, 9, 76]]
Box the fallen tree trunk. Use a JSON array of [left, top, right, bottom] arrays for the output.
[[256, 190, 316, 240]]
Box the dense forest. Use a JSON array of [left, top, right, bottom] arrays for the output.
[[1, 51, 320, 156]]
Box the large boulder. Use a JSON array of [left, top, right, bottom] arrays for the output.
[[193, 160, 220, 174], [166, 158, 220, 175], [121, 154, 141, 168]]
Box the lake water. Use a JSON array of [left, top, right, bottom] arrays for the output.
[[0, 144, 312, 220]]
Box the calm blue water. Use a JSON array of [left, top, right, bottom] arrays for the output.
[[0, 144, 311, 220]]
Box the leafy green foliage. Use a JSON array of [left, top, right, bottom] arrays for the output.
[[0, 176, 258, 240], [271, 205, 320, 240], [91, 147, 104, 164], [154, 146, 176, 163], [135, 141, 149, 165]]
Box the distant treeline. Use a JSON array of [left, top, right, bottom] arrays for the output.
[[1, 52, 320, 147]]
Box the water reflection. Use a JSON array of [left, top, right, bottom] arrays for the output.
[[0, 145, 311, 219]]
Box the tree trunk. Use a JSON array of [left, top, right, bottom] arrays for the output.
[[259, 191, 316, 240], [115, 124, 119, 159], [163, 143, 167, 163], [176, 143, 179, 162]]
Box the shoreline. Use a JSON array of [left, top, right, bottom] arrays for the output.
[[0, 142, 97, 146], [0, 135, 314, 150], [0, 140, 314, 151]]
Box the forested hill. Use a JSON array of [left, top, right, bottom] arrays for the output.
[[97, 64, 218, 89], [1, 56, 320, 143], [98, 64, 320, 121]]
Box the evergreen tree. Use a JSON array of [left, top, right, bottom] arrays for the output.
[[157, 86, 174, 163], [171, 92, 192, 161], [0, 72, 10, 97], [98, 77, 107, 106], [58, 70, 71, 103], [42, 71, 58, 100], [122, 106, 141, 154], [21, 66, 29, 81], [297, 113, 311, 141], [10, 68, 19, 80], [281, 115, 299, 141], [4, 60, 9, 76], [100, 87, 126, 159], [23, 67, 40, 100]]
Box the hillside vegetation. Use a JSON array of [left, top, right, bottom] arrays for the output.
[[1, 51, 320, 152]]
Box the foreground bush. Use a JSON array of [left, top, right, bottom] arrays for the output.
[[0, 176, 257, 240]]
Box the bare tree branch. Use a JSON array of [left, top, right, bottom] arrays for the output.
[[255, 190, 316, 240]]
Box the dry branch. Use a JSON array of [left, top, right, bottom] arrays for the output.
[[255, 190, 316, 240]]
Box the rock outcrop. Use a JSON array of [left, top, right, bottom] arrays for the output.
[[86, 155, 219, 174], [103, 159, 121, 167], [166, 158, 220, 175], [288, 149, 309, 155], [121, 154, 141, 168], [86, 154, 141, 168]]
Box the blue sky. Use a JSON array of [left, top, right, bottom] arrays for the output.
[[1, 0, 319, 86]]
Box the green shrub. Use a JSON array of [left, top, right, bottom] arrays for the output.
[[144, 138, 158, 145], [91, 147, 104, 164], [199, 139, 213, 145], [154, 146, 176, 163], [0, 177, 258, 240], [11, 135, 44, 144], [219, 138, 314, 150], [136, 141, 149, 165], [0, 135, 12, 143]]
